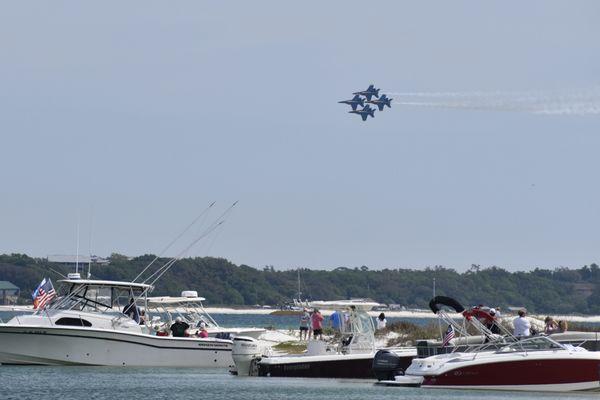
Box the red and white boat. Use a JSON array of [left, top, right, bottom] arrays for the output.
[[404, 336, 600, 392]]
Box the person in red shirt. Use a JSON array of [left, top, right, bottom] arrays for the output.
[[197, 322, 209, 338], [311, 308, 324, 339]]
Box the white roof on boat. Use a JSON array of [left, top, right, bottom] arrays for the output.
[[147, 296, 206, 305], [58, 279, 153, 290]]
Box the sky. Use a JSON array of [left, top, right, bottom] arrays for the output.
[[1, 1, 600, 271]]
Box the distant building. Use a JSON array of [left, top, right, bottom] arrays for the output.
[[47, 255, 110, 266], [0, 281, 20, 305]]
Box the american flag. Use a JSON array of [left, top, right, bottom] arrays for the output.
[[442, 324, 455, 347], [32, 278, 56, 310]]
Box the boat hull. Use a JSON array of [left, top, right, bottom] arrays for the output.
[[0, 325, 233, 367], [260, 355, 376, 378], [421, 358, 600, 392]]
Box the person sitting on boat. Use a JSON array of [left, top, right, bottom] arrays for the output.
[[197, 322, 209, 338], [138, 309, 148, 325], [544, 316, 559, 334], [558, 320, 568, 333], [170, 316, 190, 337], [486, 308, 500, 334], [123, 298, 140, 324], [376, 313, 387, 330], [299, 308, 310, 340], [311, 308, 324, 340], [329, 309, 342, 333], [513, 309, 531, 338]]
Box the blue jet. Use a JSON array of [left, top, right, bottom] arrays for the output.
[[353, 84, 380, 101], [366, 94, 392, 111], [349, 104, 375, 121], [338, 95, 365, 111]]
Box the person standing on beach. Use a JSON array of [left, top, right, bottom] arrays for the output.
[[299, 308, 310, 340], [311, 308, 324, 340], [329, 309, 342, 333]]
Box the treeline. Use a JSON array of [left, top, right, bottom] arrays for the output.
[[2, 253, 600, 314]]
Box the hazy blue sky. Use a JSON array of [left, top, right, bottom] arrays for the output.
[[1, 2, 600, 271]]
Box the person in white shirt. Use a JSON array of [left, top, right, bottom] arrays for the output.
[[376, 313, 387, 330], [513, 309, 531, 337]]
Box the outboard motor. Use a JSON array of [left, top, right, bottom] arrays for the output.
[[231, 336, 265, 376], [372, 349, 409, 381]]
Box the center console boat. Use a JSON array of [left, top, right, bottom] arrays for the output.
[[231, 302, 416, 378]]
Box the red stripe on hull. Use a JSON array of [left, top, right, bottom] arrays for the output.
[[423, 359, 600, 387]]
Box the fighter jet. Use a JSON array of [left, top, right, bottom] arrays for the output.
[[353, 84, 380, 101], [338, 95, 365, 111], [349, 104, 375, 121], [366, 94, 392, 111]]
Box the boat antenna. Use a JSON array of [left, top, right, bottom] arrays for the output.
[[297, 268, 302, 302], [433, 277, 442, 339], [75, 212, 80, 275], [133, 201, 216, 283], [141, 201, 238, 287], [87, 207, 94, 279]]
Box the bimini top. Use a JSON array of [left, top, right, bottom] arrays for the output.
[[58, 279, 153, 290], [147, 296, 206, 305]]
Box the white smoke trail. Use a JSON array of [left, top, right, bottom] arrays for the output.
[[383, 88, 600, 115]]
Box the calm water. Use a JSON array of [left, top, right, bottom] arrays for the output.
[[0, 366, 598, 400]]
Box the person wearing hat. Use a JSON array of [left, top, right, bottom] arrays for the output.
[[487, 308, 500, 334], [170, 316, 190, 337], [197, 322, 209, 338]]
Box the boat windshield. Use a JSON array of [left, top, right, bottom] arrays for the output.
[[336, 307, 376, 353], [496, 336, 565, 353], [47, 283, 146, 313]]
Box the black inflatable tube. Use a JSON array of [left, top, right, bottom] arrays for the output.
[[428, 296, 465, 314]]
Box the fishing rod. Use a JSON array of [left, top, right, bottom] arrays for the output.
[[140, 201, 239, 288], [133, 201, 216, 283]]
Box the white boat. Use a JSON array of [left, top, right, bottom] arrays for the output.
[[405, 336, 600, 392], [232, 302, 416, 378], [0, 278, 233, 367], [146, 292, 265, 339], [375, 296, 600, 391]]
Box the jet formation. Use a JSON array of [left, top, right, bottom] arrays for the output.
[[339, 85, 392, 121]]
